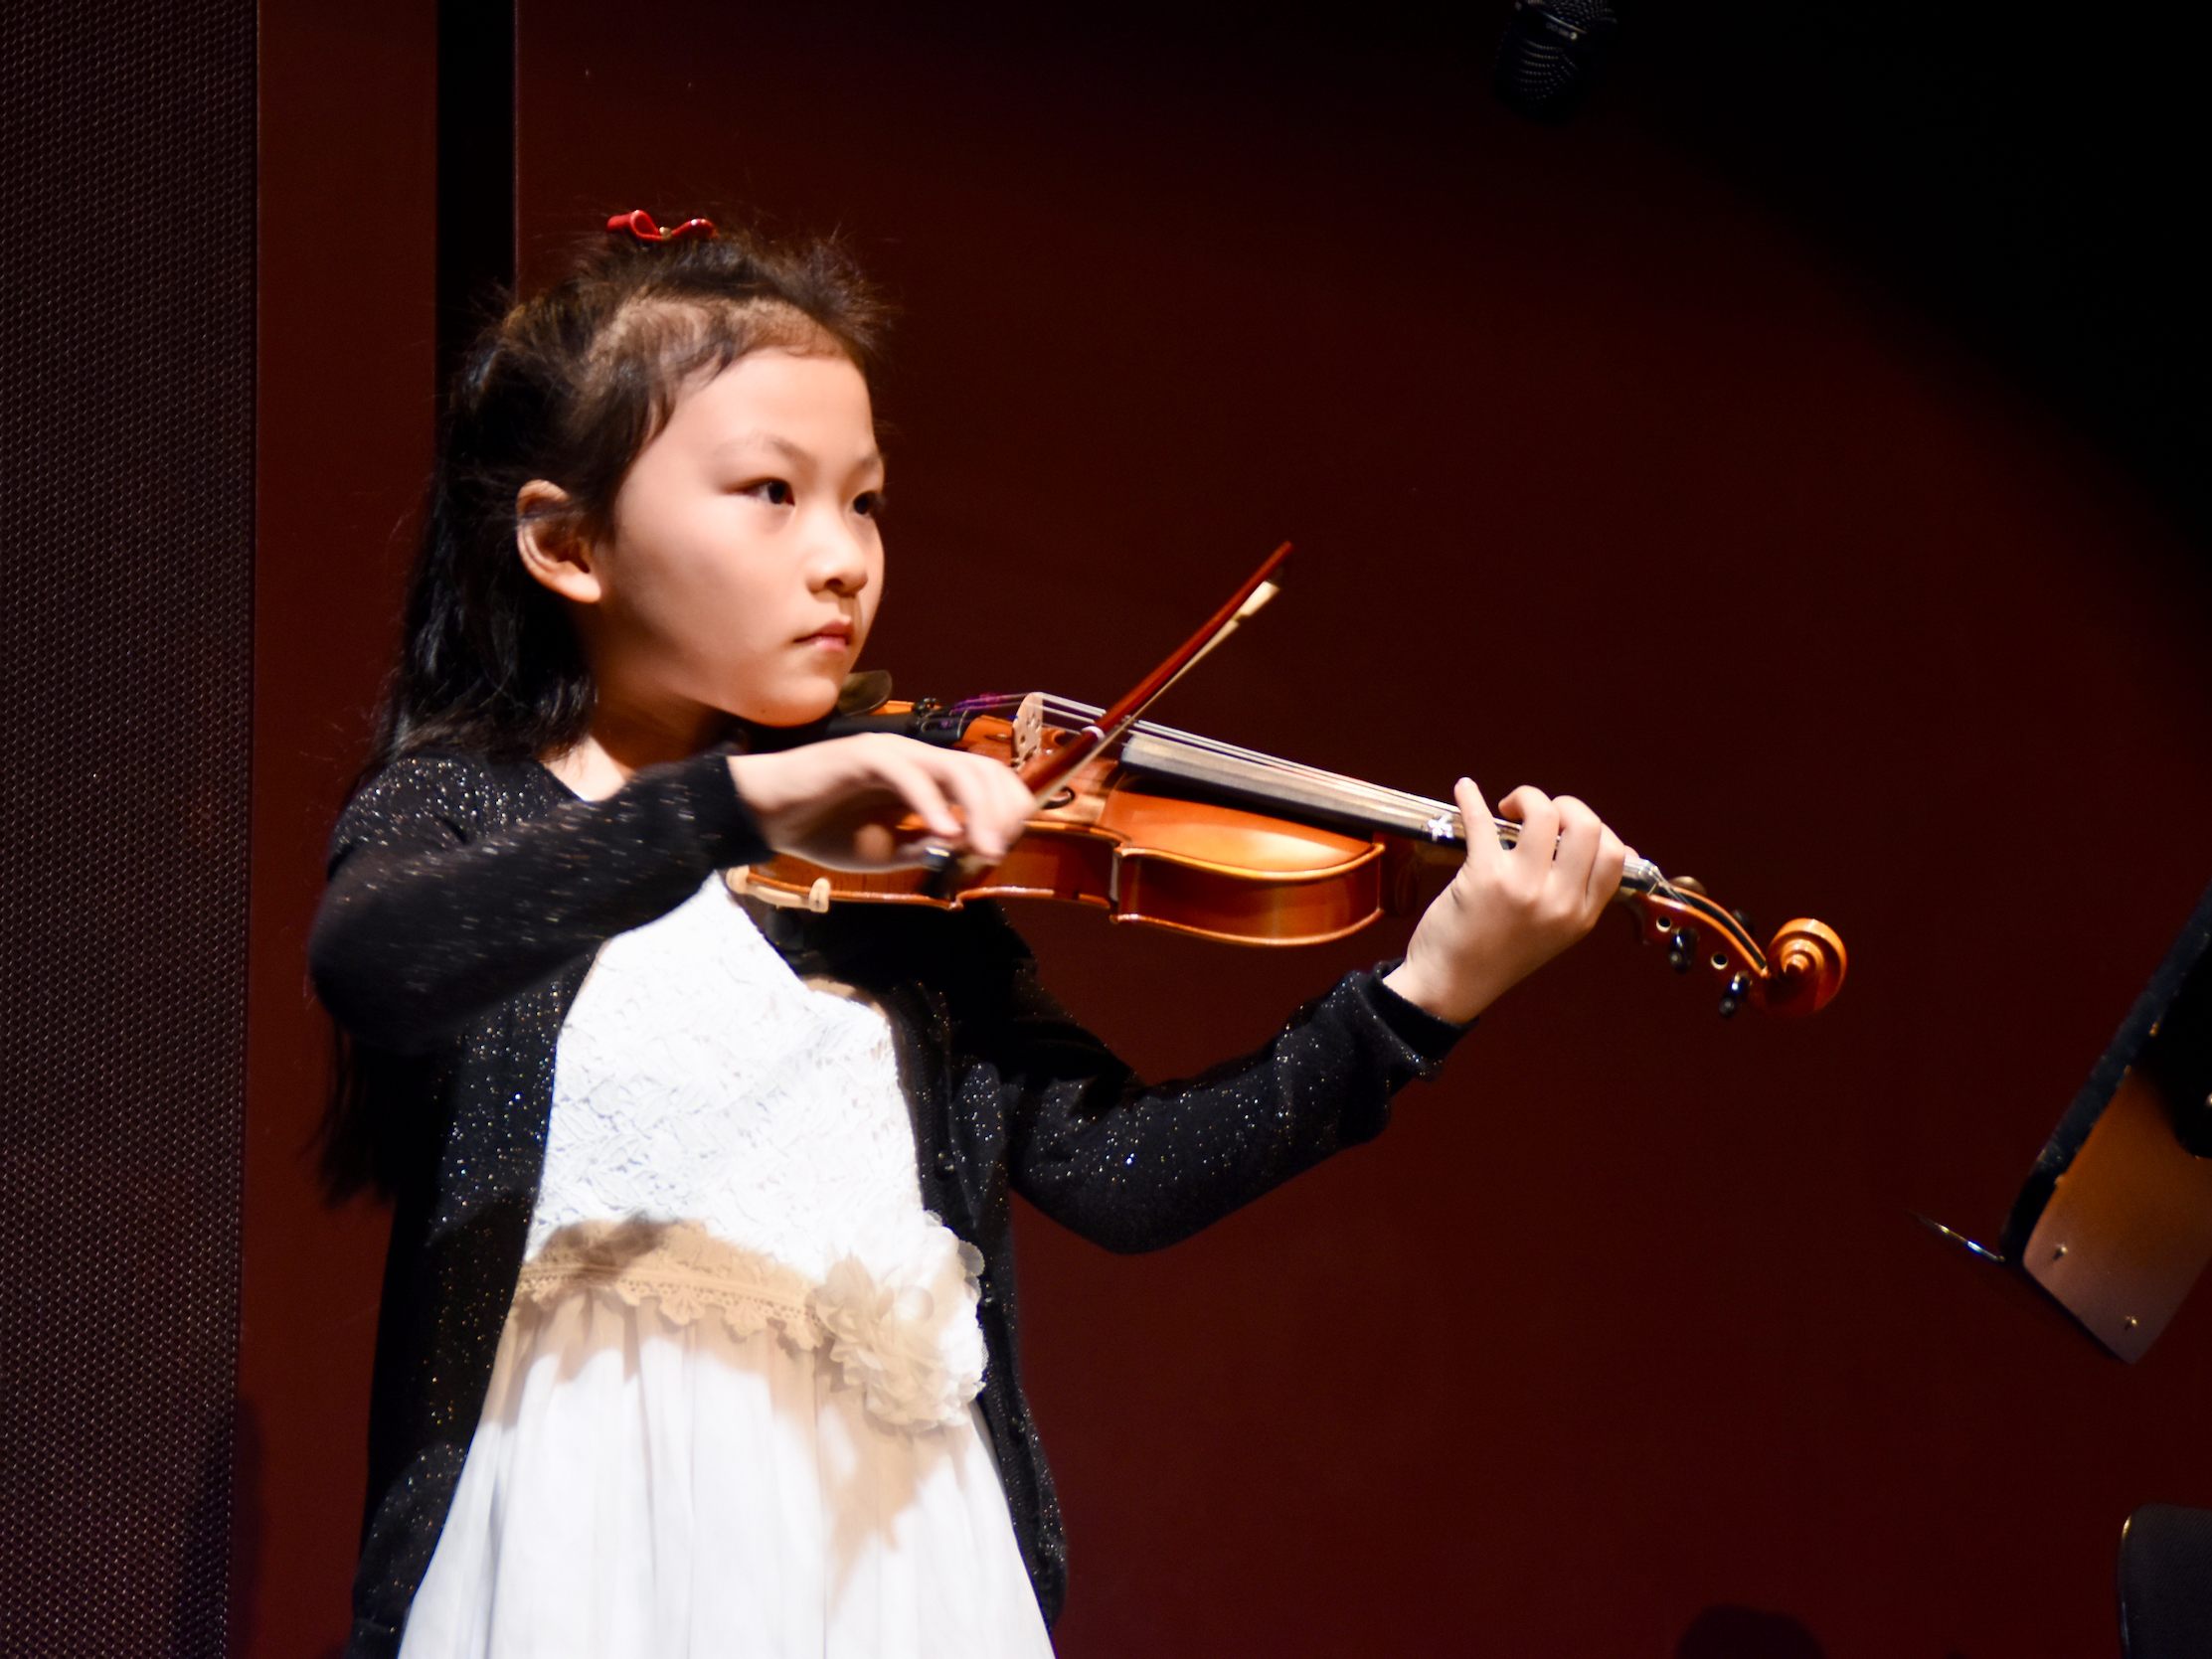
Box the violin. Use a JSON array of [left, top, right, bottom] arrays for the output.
[[734, 547, 1848, 1020]]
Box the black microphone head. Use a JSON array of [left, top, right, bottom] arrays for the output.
[[1493, 0, 1620, 122]]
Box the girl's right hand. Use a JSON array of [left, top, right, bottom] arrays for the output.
[[727, 736, 1037, 871]]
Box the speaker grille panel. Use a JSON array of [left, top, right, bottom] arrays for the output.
[[0, 3, 255, 1655]]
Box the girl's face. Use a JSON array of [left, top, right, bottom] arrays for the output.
[[556, 344, 886, 736]]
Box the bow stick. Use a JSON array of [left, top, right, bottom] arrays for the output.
[[1016, 541, 1289, 798], [919, 540, 1291, 880]]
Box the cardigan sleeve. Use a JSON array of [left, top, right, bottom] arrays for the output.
[[308, 748, 773, 1055], [943, 907, 1469, 1253]]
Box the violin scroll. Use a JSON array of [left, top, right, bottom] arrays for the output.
[[1627, 877, 1848, 1019], [1762, 917, 1848, 1018]]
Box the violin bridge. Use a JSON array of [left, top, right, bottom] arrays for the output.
[[1011, 692, 1046, 768]]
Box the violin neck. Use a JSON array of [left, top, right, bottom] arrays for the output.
[[969, 696, 1664, 896], [1119, 729, 1460, 845], [917, 692, 1665, 894]]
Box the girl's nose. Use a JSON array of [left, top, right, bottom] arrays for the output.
[[806, 516, 873, 594]]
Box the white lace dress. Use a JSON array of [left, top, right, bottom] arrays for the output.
[[397, 873, 1055, 1659]]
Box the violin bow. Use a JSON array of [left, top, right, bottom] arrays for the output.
[[918, 541, 1290, 882], [1015, 541, 1291, 799]]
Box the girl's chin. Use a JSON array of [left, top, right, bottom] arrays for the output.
[[731, 684, 844, 731]]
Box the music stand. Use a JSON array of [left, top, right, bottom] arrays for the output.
[[1924, 879, 2212, 1362]]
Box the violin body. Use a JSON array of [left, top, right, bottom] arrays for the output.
[[735, 701, 1419, 945], [734, 694, 1848, 1018]]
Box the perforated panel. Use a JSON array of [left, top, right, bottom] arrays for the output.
[[0, 3, 254, 1656]]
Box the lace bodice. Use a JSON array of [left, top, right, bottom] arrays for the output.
[[525, 871, 984, 1428]]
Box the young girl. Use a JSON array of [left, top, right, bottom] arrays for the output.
[[312, 212, 1629, 1659]]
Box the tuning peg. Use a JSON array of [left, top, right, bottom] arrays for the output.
[[1731, 908, 1756, 936], [1718, 973, 1751, 1019], [1668, 930, 1695, 973]]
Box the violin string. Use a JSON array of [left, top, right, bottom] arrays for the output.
[[1040, 701, 1410, 826], [1108, 713, 1674, 900], [1023, 696, 1407, 809], [1115, 709, 1677, 900], [957, 692, 1676, 903], [1026, 694, 1494, 843], [1038, 695, 1596, 857]]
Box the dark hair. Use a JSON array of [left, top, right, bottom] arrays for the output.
[[321, 217, 888, 1200], [367, 219, 888, 774]]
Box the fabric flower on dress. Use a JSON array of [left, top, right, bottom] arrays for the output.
[[810, 1223, 987, 1430]]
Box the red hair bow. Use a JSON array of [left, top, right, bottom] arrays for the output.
[[606, 209, 718, 245]]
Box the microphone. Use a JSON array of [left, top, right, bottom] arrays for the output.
[[1493, 0, 1620, 121]]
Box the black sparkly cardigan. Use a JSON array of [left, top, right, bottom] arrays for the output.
[[308, 746, 1466, 1657]]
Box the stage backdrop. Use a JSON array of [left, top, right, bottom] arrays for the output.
[[1, 4, 253, 1656], [243, 6, 2212, 1656], [240, 5, 436, 1656]]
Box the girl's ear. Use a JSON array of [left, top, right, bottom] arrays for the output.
[[515, 480, 603, 604]]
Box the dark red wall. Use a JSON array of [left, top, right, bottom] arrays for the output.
[[243, 5, 434, 1655], [246, 8, 2212, 1655]]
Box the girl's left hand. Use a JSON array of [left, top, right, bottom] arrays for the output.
[[1383, 778, 1632, 1026]]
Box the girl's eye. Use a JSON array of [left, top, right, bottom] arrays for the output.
[[853, 490, 885, 519], [742, 479, 794, 506]]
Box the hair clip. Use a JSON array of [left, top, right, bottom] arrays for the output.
[[606, 209, 718, 245]]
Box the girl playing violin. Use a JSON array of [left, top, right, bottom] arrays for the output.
[[311, 212, 1630, 1659]]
